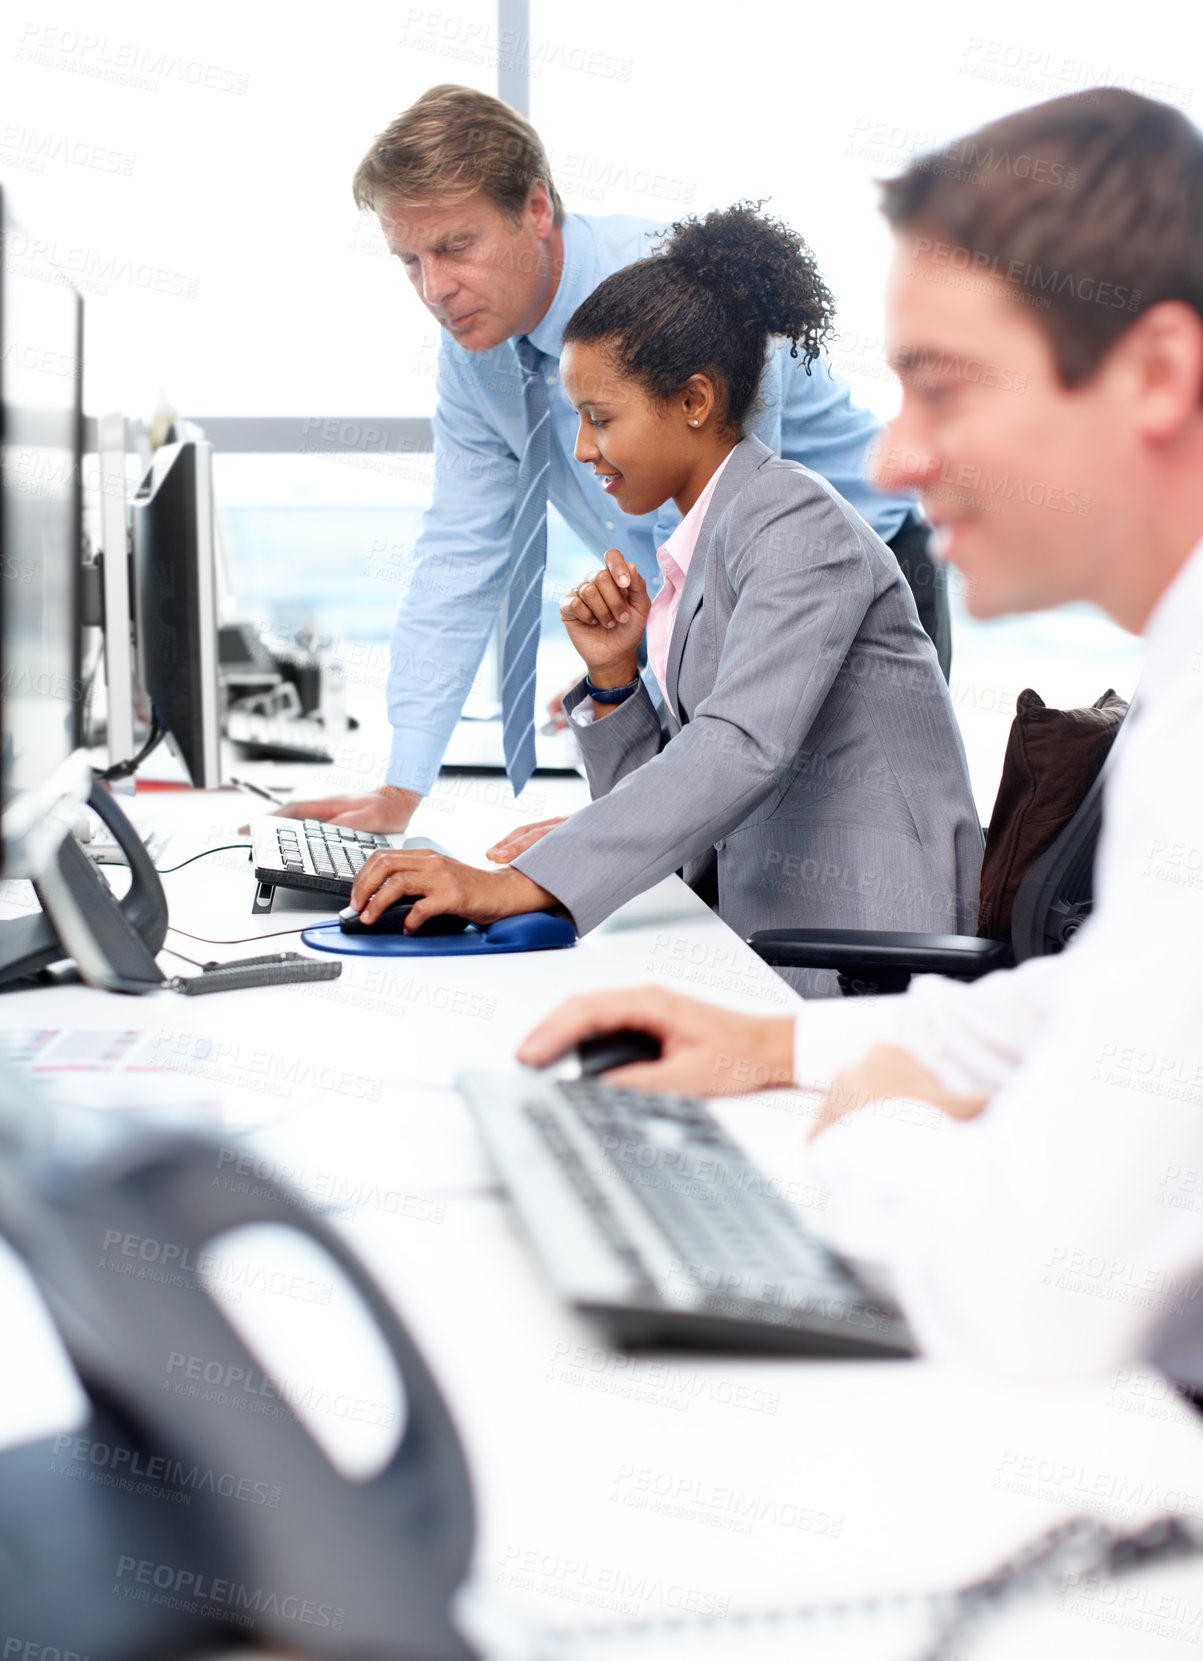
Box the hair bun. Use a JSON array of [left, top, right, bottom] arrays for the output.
[[563, 199, 836, 432], [661, 201, 834, 352]]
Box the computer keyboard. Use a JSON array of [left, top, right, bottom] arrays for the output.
[[459, 1071, 914, 1357], [250, 816, 447, 900], [224, 708, 334, 763]]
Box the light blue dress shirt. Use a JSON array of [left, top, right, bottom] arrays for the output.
[[386, 212, 916, 794]]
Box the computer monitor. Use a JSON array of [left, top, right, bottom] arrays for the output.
[[0, 183, 91, 880], [94, 411, 138, 783], [0, 190, 166, 992], [130, 439, 222, 788]]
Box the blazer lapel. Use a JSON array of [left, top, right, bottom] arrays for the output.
[[663, 436, 774, 717]]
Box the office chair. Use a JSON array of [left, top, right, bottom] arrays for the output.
[[749, 696, 1124, 996]]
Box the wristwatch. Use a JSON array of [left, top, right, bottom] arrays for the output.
[[584, 673, 641, 705]]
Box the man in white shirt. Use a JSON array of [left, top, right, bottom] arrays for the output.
[[519, 86, 1203, 1388]]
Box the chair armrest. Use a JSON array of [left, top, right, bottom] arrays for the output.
[[747, 927, 1013, 983]]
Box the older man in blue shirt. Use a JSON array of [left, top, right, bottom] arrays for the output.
[[289, 84, 942, 833]]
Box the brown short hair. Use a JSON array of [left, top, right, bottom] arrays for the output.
[[880, 88, 1203, 387], [352, 83, 563, 224]]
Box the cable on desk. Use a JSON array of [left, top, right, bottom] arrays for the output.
[[158, 943, 208, 969], [93, 713, 165, 783], [166, 923, 310, 947], [154, 843, 251, 875]]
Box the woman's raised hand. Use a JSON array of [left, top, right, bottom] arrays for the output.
[[560, 550, 652, 686]]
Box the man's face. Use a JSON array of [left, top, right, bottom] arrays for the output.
[[377, 186, 559, 353], [875, 239, 1129, 620]]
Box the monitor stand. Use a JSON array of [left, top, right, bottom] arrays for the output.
[[0, 781, 168, 994]]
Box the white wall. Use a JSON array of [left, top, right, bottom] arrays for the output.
[[3, 0, 1193, 423]]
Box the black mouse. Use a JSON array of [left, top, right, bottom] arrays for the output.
[[576, 1029, 663, 1077], [339, 901, 471, 936]]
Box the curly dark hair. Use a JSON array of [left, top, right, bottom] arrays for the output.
[[562, 201, 836, 432]]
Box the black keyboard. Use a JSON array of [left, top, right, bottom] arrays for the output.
[[250, 817, 446, 900], [458, 1071, 913, 1357]]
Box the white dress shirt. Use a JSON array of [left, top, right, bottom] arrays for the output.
[[794, 537, 1203, 1387]]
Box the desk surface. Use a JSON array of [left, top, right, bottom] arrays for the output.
[[2, 776, 1203, 1658]]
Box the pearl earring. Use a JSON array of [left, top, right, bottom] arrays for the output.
[[690, 419, 700, 427]]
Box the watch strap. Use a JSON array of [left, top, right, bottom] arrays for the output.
[[584, 674, 641, 705]]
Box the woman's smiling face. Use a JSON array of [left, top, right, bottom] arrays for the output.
[[560, 339, 701, 518]]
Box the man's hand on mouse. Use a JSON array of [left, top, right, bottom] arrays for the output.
[[350, 848, 557, 932], [518, 986, 796, 1095]]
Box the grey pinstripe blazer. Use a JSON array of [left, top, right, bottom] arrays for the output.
[[514, 437, 981, 990]]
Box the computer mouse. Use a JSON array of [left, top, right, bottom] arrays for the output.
[[485, 913, 577, 949], [576, 1029, 663, 1077], [339, 901, 471, 936]]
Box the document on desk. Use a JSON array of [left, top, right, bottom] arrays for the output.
[[461, 1527, 1203, 1658], [458, 1503, 1203, 1661], [0, 1025, 292, 1125]]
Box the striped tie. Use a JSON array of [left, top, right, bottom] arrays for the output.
[[501, 335, 551, 795]]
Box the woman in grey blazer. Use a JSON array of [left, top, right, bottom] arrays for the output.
[[348, 205, 981, 992]]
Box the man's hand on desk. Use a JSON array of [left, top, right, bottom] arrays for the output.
[[809, 1043, 988, 1142], [276, 786, 421, 833], [485, 816, 569, 863], [518, 986, 796, 1095], [349, 847, 558, 931]]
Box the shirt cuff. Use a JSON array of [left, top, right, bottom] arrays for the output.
[[570, 703, 595, 729], [792, 994, 906, 1090], [384, 724, 449, 797]]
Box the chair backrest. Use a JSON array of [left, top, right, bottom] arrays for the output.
[[976, 688, 1127, 956], [1009, 758, 1110, 962]]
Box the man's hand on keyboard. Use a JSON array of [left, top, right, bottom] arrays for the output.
[[518, 986, 796, 1095], [809, 1043, 988, 1142], [350, 847, 557, 930], [276, 786, 420, 833]]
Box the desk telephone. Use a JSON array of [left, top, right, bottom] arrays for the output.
[[0, 1108, 478, 1659]]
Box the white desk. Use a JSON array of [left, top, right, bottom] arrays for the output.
[[3, 778, 1203, 1658]]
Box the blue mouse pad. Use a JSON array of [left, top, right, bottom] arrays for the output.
[[301, 911, 577, 957]]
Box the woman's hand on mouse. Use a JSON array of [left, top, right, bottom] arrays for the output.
[[561, 551, 651, 688], [485, 816, 569, 864], [350, 849, 557, 932], [518, 985, 796, 1095]]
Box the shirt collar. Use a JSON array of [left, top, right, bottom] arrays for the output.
[[657, 446, 739, 578], [1139, 535, 1203, 701], [525, 215, 596, 361]]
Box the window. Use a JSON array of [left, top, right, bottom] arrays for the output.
[[8, 0, 1175, 804]]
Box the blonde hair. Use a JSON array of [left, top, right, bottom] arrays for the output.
[[352, 84, 564, 223]]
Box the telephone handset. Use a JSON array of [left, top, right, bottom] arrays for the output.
[[0, 1120, 478, 1659]]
